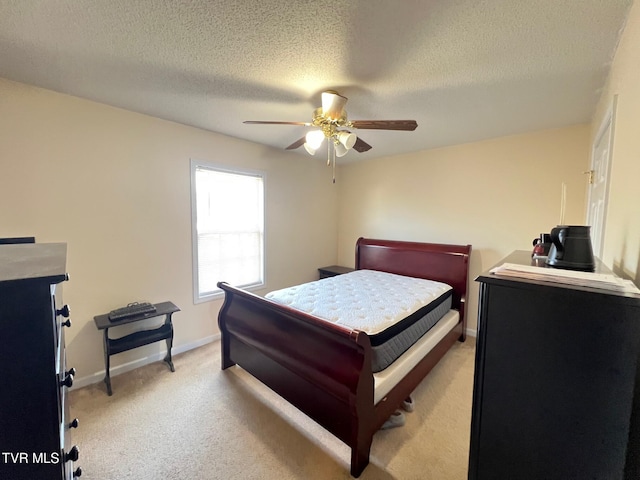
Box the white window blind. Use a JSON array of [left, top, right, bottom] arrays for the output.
[[191, 161, 265, 301]]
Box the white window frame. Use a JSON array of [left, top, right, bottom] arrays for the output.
[[190, 159, 266, 303]]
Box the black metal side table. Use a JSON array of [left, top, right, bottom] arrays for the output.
[[93, 301, 180, 395]]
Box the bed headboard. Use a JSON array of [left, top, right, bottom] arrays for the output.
[[355, 237, 472, 318]]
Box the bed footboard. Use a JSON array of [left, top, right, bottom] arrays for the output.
[[218, 282, 377, 476]]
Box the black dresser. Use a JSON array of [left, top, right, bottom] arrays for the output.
[[0, 243, 81, 479], [469, 251, 640, 480]]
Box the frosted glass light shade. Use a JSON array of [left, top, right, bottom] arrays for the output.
[[321, 91, 348, 120], [335, 142, 348, 157], [303, 142, 317, 155], [337, 131, 357, 149], [305, 130, 325, 150]]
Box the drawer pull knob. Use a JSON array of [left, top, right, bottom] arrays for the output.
[[56, 304, 70, 317], [73, 467, 82, 477], [60, 373, 74, 388], [65, 445, 79, 462], [61, 319, 72, 328], [69, 418, 79, 429]]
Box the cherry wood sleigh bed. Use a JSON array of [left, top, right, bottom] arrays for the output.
[[217, 238, 471, 477]]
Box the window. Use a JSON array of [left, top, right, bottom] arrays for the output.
[[191, 160, 265, 302]]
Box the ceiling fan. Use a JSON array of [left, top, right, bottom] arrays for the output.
[[243, 90, 417, 181]]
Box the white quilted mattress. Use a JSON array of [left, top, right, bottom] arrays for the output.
[[265, 269, 452, 335]]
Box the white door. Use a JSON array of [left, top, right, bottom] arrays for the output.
[[586, 96, 617, 259]]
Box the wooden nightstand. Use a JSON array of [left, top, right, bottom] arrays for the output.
[[317, 265, 355, 279]]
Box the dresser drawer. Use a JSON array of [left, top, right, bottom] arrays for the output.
[[57, 309, 80, 479]]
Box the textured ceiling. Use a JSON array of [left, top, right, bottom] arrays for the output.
[[0, 0, 633, 162]]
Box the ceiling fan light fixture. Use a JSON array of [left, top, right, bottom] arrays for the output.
[[334, 142, 349, 157], [337, 131, 357, 150], [303, 142, 317, 155], [321, 91, 348, 120], [305, 129, 325, 150]]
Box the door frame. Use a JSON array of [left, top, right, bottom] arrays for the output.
[[586, 94, 617, 259]]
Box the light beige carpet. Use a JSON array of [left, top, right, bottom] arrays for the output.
[[70, 339, 475, 479]]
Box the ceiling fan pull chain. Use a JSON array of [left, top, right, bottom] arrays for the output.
[[332, 142, 336, 183], [327, 141, 331, 166]]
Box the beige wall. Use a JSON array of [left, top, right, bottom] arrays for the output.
[[0, 78, 338, 383], [591, 0, 640, 284], [337, 125, 591, 332]]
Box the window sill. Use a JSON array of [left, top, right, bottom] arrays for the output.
[[194, 281, 265, 304]]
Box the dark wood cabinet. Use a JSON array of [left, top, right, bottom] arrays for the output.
[[469, 251, 640, 480], [0, 243, 81, 479]]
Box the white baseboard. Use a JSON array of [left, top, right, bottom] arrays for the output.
[[72, 334, 221, 390], [465, 327, 477, 338]]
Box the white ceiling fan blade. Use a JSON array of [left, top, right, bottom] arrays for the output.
[[321, 91, 348, 120]]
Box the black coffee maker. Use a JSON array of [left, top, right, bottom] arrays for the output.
[[545, 225, 595, 271]]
